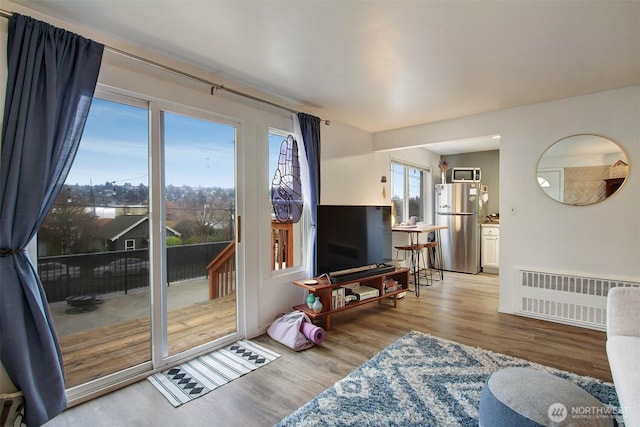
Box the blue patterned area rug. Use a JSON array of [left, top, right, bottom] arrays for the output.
[[148, 340, 280, 407], [276, 331, 620, 426]]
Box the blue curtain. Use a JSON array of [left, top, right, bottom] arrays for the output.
[[297, 113, 321, 274], [0, 14, 103, 426]]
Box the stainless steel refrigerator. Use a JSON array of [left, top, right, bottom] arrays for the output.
[[435, 182, 486, 274]]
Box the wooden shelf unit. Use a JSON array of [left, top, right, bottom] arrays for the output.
[[292, 267, 409, 330]]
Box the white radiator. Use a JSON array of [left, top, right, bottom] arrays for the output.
[[517, 269, 640, 331]]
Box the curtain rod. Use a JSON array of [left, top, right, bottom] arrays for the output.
[[0, 8, 330, 125]]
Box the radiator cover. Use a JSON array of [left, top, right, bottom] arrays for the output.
[[518, 269, 640, 331]]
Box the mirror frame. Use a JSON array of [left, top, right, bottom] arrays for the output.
[[536, 134, 630, 206]]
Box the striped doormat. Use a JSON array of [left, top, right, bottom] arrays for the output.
[[147, 340, 280, 407]]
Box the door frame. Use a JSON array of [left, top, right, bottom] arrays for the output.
[[63, 90, 245, 405], [150, 100, 245, 367]]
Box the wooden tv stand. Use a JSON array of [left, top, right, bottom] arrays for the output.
[[292, 267, 409, 330]]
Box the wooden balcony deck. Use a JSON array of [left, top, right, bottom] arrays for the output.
[[59, 294, 237, 388]]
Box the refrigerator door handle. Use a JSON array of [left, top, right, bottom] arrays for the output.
[[436, 212, 475, 216]]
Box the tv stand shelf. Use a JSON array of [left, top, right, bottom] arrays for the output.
[[292, 267, 409, 330]]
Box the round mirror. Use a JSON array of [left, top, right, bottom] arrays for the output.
[[537, 134, 629, 205]]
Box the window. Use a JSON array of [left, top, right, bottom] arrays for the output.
[[268, 130, 303, 271], [37, 95, 151, 388], [391, 161, 428, 224], [37, 93, 242, 392]]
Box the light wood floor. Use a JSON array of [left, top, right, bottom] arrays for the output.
[[59, 295, 237, 388], [44, 272, 611, 427]]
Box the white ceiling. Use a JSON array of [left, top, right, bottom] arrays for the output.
[[7, 0, 640, 153]]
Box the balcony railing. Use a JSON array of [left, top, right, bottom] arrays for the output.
[[271, 219, 293, 270], [39, 221, 294, 302], [207, 241, 235, 300], [39, 242, 229, 303]]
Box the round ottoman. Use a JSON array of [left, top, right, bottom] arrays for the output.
[[479, 367, 614, 427]]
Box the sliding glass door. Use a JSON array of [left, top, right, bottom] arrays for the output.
[[162, 110, 238, 357], [38, 93, 240, 397], [39, 95, 152, 388]]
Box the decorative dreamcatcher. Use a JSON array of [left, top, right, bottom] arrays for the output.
[[271, 135, 303, 223]]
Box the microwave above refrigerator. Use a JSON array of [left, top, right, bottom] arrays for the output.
[[451, 167, 481, 182]]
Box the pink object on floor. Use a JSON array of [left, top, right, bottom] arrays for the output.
[[300, 321, 326, 345]]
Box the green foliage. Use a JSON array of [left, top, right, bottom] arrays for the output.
[[185, 235, 202, 245], [166, 236, 181, 246]]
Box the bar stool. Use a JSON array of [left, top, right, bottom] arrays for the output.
[[394, 243, 431, 296], [423, 241, 443, 281]]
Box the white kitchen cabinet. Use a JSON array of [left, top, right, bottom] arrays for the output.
[[481, 224, 499, 273]]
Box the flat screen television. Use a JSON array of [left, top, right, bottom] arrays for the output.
[[316, 205, 393, 276]]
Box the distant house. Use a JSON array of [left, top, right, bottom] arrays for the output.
[[99, 214, 181, 251]]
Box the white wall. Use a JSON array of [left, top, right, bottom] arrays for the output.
[[320, 120, 442, 209], [320, 137, 442, 254], [319, 126, 442, 212], [374, 86, 640, 313], [319, 121, 383, 205]]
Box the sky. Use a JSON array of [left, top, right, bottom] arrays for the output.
[[66, 98, 236, 188]]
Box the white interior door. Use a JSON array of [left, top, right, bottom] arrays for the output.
[[538, 169, 564, 202]]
